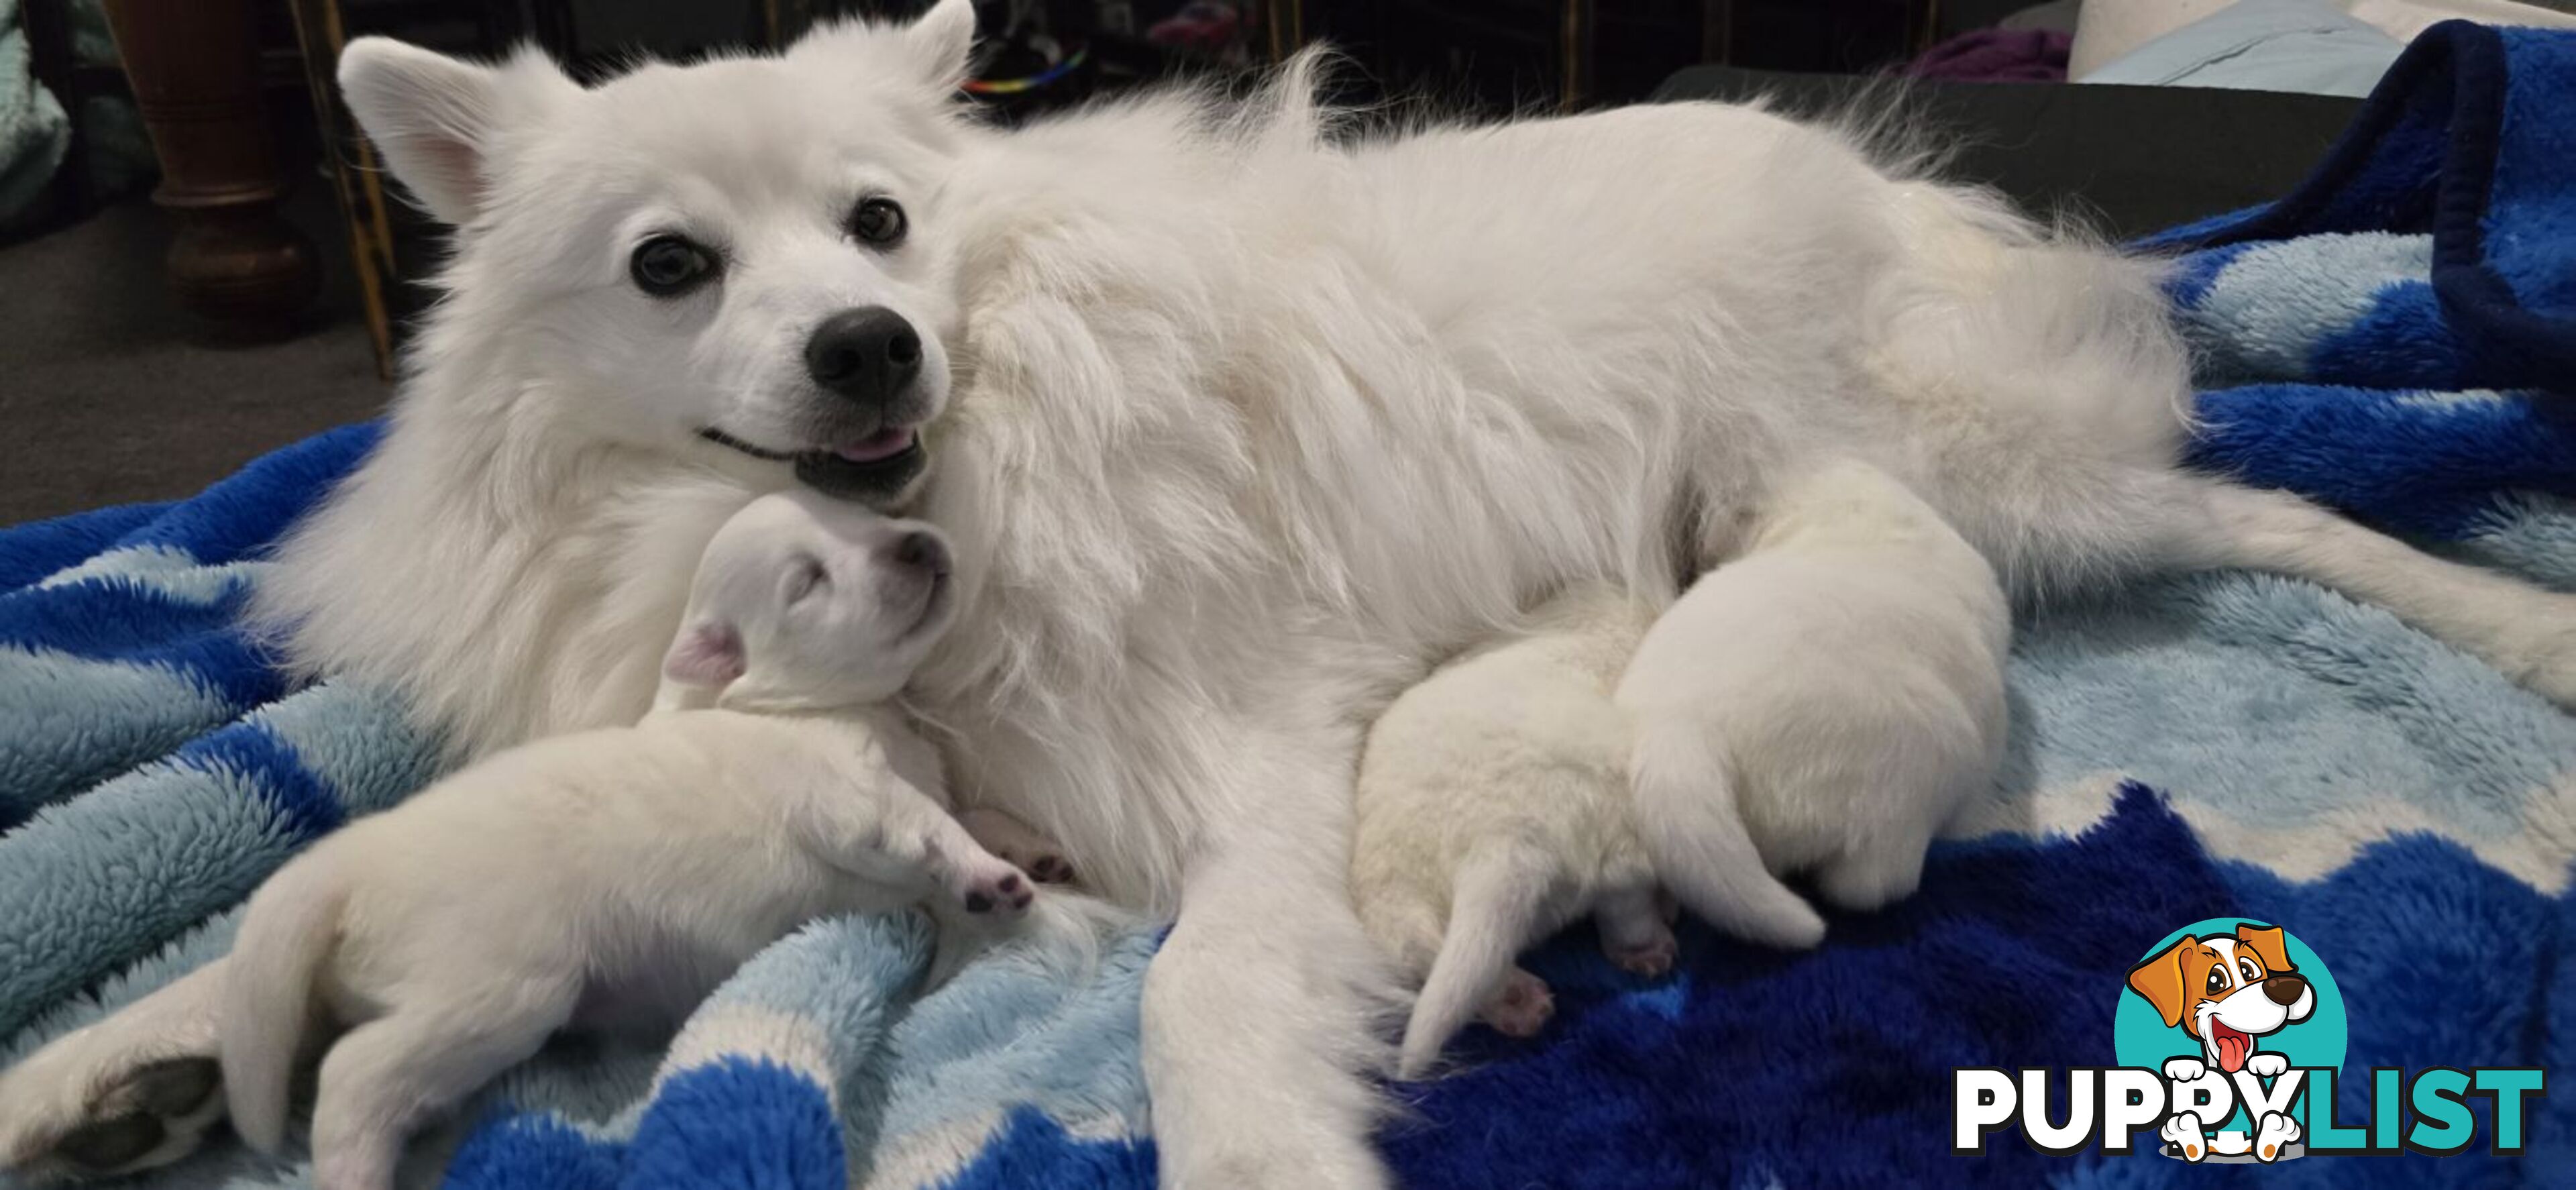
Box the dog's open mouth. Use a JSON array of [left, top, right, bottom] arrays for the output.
[[699, 427, 927, 502], [2209, 1021, 2252, 1073]]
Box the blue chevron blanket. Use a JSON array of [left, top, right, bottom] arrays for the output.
[[3, 19, 2573, 1189]]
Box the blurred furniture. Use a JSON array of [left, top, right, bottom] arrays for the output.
[[1656, 64, 2365, 239], [99, 0, 319, 333]]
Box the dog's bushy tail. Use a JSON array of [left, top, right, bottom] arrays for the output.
[[1627, 724, 1827, 951], [219, 855, 348, 1154], [1398, 842, 1552, 1079]]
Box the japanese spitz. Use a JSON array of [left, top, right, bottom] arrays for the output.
[[6, 1, 2572, 1186]]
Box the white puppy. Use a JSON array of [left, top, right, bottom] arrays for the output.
[[216, 491, 1033, 1190], [1352, 584, 1824, 1079], [1619, 458, 2012, 914]]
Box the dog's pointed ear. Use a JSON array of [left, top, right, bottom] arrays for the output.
[[905, 0, 979, 89], [337, 39, 570, 226], [662, 620, 747, 691], [2235, 924, 2296, 975], [2127, 937, 2198, 1028]]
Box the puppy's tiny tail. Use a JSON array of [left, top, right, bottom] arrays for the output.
[[219, 855, 348, 1154], [1627, 725, 1827, 951], [1399, 843, 1552, 1079]]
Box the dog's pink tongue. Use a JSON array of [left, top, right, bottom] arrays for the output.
[[2214, 1029, 2251, 1074], [834, 427, 916, 463]]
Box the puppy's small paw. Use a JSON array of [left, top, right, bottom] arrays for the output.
[[1477, 969, 1555, 1038], [2244, 1052, 2289, 1079], [960, 867, 1035, 918], [1605, 934, 1676, 979], [1024, 853, 1077, 885], [2162, 1057, 2206, 1083]]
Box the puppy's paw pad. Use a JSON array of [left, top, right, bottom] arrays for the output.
[[54, 1114, 167, 1173], [1026, 855, 1077, 885], [1478, 971, 1555, 1038], [961, 867, 1036, 917], [1606, 936, 1676, 978], [7, 1057, 221, 1177]]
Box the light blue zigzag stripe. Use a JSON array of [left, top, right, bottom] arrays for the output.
[[247, 680, 443, 819], [36, 545, 267, 605], [2002, 567, 2576, 849], [0, 645, 234, 821]]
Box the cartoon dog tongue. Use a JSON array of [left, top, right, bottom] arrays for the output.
[[2210, 1021, 2253, 1073]]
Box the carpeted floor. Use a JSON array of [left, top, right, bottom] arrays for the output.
[[0, 186, 387, 525]]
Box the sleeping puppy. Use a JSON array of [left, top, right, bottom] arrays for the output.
[[216, 492, 1035, 1190], [1617, 457, 2012, 915], [1352, 584, 1827, 1079]]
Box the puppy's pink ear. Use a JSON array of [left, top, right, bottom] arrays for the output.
[[662, 621, 745, 689]]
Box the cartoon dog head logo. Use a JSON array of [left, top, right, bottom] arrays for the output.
[[2126, 923, 2316, 1075]]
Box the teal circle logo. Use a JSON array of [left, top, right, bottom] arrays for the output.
[[2114, 918, 2347, 1075]]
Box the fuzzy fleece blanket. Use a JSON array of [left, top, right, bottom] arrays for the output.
[[3, 19, 2573, 1190]]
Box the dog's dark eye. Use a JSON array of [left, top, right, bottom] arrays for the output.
[[631, 235, 718, 296], [849, 197, 906, 247], [2239, 959, 2261, 983], [2206, 967, 2229, 995]]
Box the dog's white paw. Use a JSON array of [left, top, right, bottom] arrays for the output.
[[954, 860, 1035, 918], [2159, 1114, 2208, 1162], [2254, 1111, 2302, 1162], [2243, 1052, 2290, 1079], [2162, 1057, 2206, 1083], [0, 1045, 223, 1181]]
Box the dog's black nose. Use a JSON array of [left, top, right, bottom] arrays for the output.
[[887, 529, 949, 576], [805, 307, 922, 407], [2263, 974, 2307, 1006]]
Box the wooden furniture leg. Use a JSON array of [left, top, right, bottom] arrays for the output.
[[100, 0, 319, 333]]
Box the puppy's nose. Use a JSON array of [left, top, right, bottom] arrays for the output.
[[885, 529, 950, 577], [2263, 975, 2307, 1006], [805, 307, 922, 407]]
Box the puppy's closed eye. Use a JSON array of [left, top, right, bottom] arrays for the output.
[[784, 555, 830, 605]]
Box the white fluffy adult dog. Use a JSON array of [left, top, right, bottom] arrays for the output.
[[7, 1, 2575, 1185]]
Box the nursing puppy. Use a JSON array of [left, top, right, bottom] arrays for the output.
[[12, 3, 2576, 1185], [1352, 584, 1823, 1080], [1618, 458, 2012, 914], [217, 492, 1032, 1190]]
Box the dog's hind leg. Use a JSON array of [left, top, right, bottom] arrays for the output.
[[2163, 478, 2576, 708], [0, 959, 229, 1181], [1351, 877, 1446, 989], [308, 981, 575, 1190]]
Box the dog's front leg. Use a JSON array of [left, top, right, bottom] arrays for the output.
[[1142, 743, 1395, 1189]]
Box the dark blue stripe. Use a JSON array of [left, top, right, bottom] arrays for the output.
[[623, 1057, 846, 1190], [2188, 384, 2576, 538], [934, 1106, 1157, 1190], [441, 1110, 622, 1190], [116, 422, 380, 563], [0, 502, 174, 590], [172, 720, 343, 842]]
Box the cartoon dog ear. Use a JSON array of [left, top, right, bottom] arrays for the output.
[[2236, 924, 2296, 975], [2127, 937, 2198, 1028], [661, 620, 746, 690]]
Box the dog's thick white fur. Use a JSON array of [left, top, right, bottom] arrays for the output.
[[220, 492, 1036, 1190], [1352, 584, 1792, 1079], [9, 1, 2576, 1185], [1620, 455, 2012, 915]]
